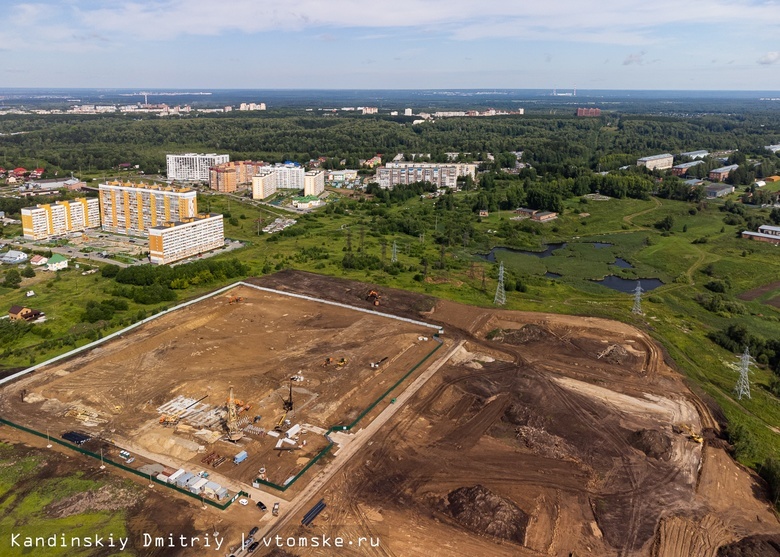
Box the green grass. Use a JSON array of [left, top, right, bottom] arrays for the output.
[[0, 443, 130, 557]]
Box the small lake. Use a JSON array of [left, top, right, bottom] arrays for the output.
[[592, 276, 664, 293], [590, 242, 613, 249], [478, 243, 567, 261], [612, 258, 633, 269], [545, 272, 562, 279]]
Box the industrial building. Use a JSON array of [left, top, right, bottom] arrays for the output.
[[708, 164, 739, 182], [208, 160, 266, 193], [148, 213, 224, 265], [576, 107, 601, 117], [21, 198, 100, 240], [705, 184, 735, 198], [377, 162, 477, 189], [742, 224, 780, 244], [251, 170, 278, 200], [98, 181, 197, 236], [637, 154, 674, 171], [166, 153, 229, 182], [671, 160, 704, 176], [680, 150, 709, 159], [303, 170, 325, 196]]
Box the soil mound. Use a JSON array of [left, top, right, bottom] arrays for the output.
[[628, 429, 672, 460], [263, 551, 300, 557], [499, 324, 554, 345], [717, 534, 780, 556], [446, 485, 528, 543], [47, 484, 141, 518]]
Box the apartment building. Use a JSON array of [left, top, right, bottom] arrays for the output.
[[148, 213, 224, 265], [21, 198, 100, 240], [671, 160, 704, 176], [166, 153, 229, 182], [98, 181, 197, 236], [251, 170, 278, 200], [208, 160, 266, 193], [304, 170, 325, 196], [377, 162, 477, 189], [637, 154, 674, 171]]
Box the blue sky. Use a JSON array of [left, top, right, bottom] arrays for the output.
[[3, 0, 780, 89]]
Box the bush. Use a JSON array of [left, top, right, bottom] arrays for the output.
[[2, 269, 21, 288], [729, 422, 757, 461], [21, 265, 35, 278], [759, 458, 780, 509]]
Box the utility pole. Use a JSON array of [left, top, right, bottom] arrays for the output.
[[494, 261, 506, 305], [735, 347, 752, 400], [632, 281, 644, 315]]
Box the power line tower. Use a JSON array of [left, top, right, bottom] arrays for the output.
[[735, 346, 752, 400], [391, 240, 397, 263], [494, 261, 506, 306], [631, 281, 644, 315]]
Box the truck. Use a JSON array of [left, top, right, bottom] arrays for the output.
[[233, 450, 248, 465], [272, 502, 280, 516]]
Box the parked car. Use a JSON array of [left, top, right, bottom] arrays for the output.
[[238, 498, 248, 506], [256, 501, 267, 511]]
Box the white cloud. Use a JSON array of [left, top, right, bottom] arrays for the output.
[[60, 0, 780, 44], [623, 51, 646, 66], [758, 51, 780, 65]]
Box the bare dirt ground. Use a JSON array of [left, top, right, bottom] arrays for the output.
[[1, 271, 777, 557], [0, 282, 439, 492], [247, 273, 778, 557]]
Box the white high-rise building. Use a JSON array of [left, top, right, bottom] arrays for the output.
[[404, 108, 413, 116], [166, 153, 229, 182], [304, 170, 325, 196], [252, 170, 278, 200]]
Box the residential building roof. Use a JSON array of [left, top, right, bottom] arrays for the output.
[[710, 164, 739, 173], [638, 154, 673, 161], [46, 254, 68, 264]]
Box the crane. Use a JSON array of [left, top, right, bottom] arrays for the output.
[[225, 385, 243, 442]]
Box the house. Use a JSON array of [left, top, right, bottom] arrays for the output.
[[13, 167, 27, 177], [479, 210, 489, 217], [532, 211, 559, 222], [742, 224, 780, 245], [704, 184, 735, 198], [8, 305, 43, 321], [514, 207, 538, 219], [766, 176, 780, 183], [29, 255, 48, 266], [684, 178, 706, 187], [0, 250, 28, 264], [708, 164, 739, 182], [753, 181, 767, 188], [46, 254, 68, 271]]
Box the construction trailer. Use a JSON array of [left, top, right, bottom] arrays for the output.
[[234, 450, 248, 464]]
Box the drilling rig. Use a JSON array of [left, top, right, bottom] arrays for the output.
[[225, 385, 244, 442], [274, 380, 294, 432]]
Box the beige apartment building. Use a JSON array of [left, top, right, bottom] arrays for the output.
[[21, 198, 100, 240], [98, 181, 197, 236], [148, 213, 224, 265]]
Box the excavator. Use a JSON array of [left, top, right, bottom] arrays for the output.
[[673, 423, 703, 444], [366, 290, 381, 306]]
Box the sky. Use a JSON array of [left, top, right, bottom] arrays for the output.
[[2, 0, 780, 90]]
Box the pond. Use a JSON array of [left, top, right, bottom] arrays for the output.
[[545, 272, 562, 279], [590, 242, 613, 249], [592, 276, 664, 293], [612, 258, 633, 269], [478, 243, 567, 261]]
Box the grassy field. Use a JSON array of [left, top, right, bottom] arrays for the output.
[[2, 189, 780, 468], [0, 442, 131, 557]]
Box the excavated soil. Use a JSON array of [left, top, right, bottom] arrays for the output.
[[445, 485, 529, 543], [717, 535, 780, 556]]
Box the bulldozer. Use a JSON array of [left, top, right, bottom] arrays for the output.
[[673, 423, 703, 444], [336, 357, 348, 368], [366, 290, 381, 306]]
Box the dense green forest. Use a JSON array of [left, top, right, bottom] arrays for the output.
[[1, 112, 779, 179]]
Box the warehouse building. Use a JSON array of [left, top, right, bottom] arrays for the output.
[[148, 213, 224, 265], [637, 154, 674, 171], [99, 181, 197, 236], [21, 198, 100, 240]]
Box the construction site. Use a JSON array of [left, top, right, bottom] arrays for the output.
[[0, 279, 442, 500], [0, 270, 778, 556]]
